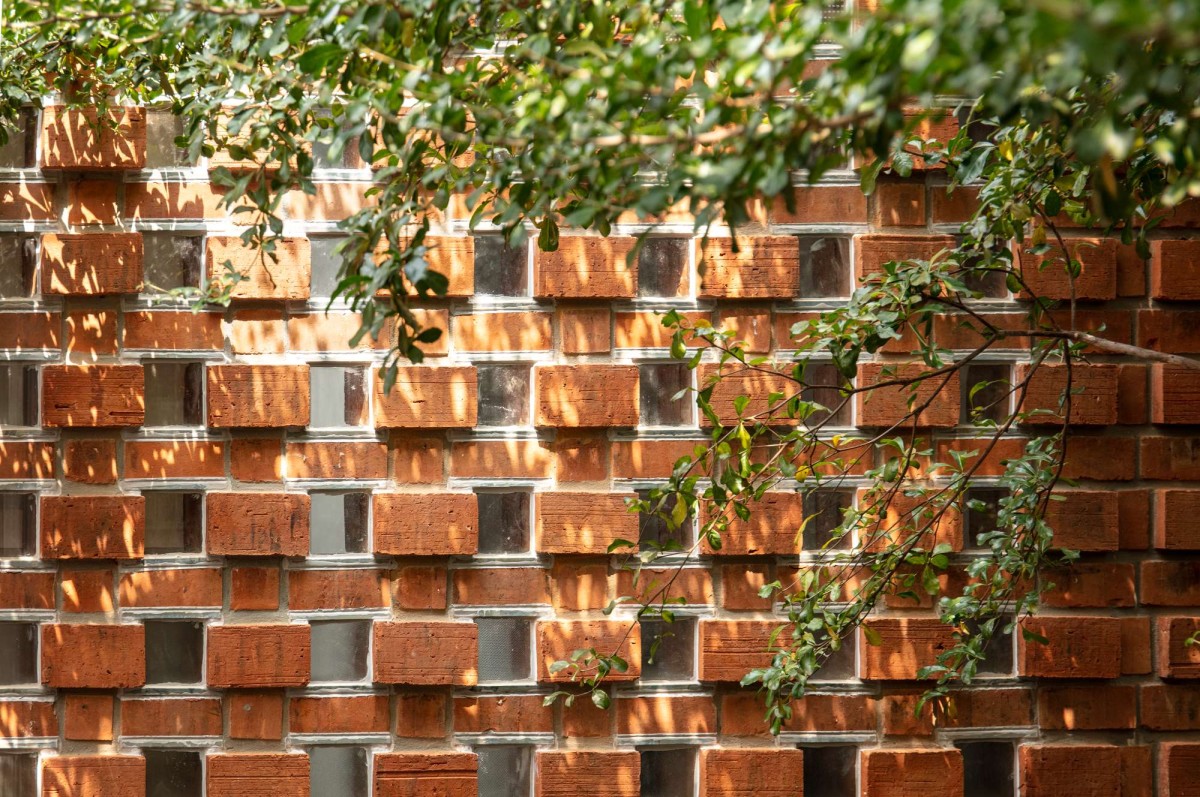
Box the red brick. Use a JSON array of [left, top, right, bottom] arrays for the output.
[[125, 181, 230, 219], [0, 311, 60, 350], [1153, 365, 1200, 424], [698, 748, 804, 797], [618, 695, 715, 735], [206, 754, 308, 797], [124, 310, 223, 350], [612, 439, 705, 479], [373, 492, 477, 555], [119, 569, 222, 608], [288, 311, 408, 352], [535, 751, 639, 797], [551, 432, 610, 482], [716, 306, 772, 353], [858, 618, 955, 680], [60, 569, 115, 613], [882, 688, 1032, 735], [1041, 562, 1136, 608], [769, 185, 868, 224], [285, 440, 387, 480], [1138, 309, 1200, 354], [0, 440, 56, 480], [861, 749, 962, 797], [1151, 240, 1200, 300], [1017, 616, 1122, 679], [64, 694, 113, 741], [230, 567, 280, 611], [373, 366, 477, 428], [701, 492, 803, 555], [206, 236, 310, 300], [1062, 435, 1136, 481], [40, 232, 142, 295], [454, 311, 553, 351], [122, 698, 222, 736], [551, 561, 609, 610], [1159, 742, 1200, 796], [1037, 684, 1137, 730], [66, 310, 117, 355], [454, 695, 553, 734], [207, 365, 310, 427], [535, 237, 636, 298], [373, 622, 478, 685], [1142, 684, 1200, 730], [287, 182, 370, 220], [1141, 436, 1200, 480], [872, 179, 926, 227], [394, 693, 448, 738], [41, 495, 144, 560], [1044, 490, 1119, 551], [450, 439, 552, 478], [228, 691, 284, 740], [559, 307, 612, 354], [40, 105, 146, 169], [1020, 744, 1121, 797], [41, 755, 146, 797], [615, 567, 715, 606], [395, 565, 447, 610], [231, 437, 283, 482], [1121, 616, 1153, 675], [0, 572, 55, 610], [535, 492, 638, 554], [698, 236, 799, 299], [720, 564, 773, 610], [289, 569, 390, 610], [289, 695, 389, 734], [41, 364, 144, 427], [41, 624, 145, 688], [392, 432, 446, 483], [452, 567, 551, 605], [699, 619, 784, 682], [0, 699, 57, 737], [1155, 489, 1200, 550], [1141, 560, 1200, 606], [66, 178, 119, 225], [856, 362, 961, 427], [0, 182, 55, 221], [375, 753, 476, 797], [206, 625, 310, 688], [535, 365, 639, 427], [1017, 363, 1119, 426], [1158, 616, 1200, 679], [206, 492, 309, 557], [124, 440, 224, 480], [537, 620, 641, 682], [1016, 237, 1118, 300], [856, 233, 957, 279], [422, 236, 474, 297], [615, 310, 709, 349]]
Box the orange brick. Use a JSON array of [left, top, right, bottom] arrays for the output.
[[231, 437, 283, 482], [391, 432, 445, 483], [618, 695, 715, 735], [535, 751, 639, 797], [66, 178, 119, 225], [206, 492, 309, 557], [856, 362, 960, 428], [858, 618, 956, 680], [124, 440, 225, 480], [228, 691, 284, 740], [289, 695, 389, 734], [126, 181, 230, 219], [1020, 745, 1122, 797], [1017, 616, 1122, 679], [65, 309, 117, 356], [373, 492, 477, 556], [41, 233, 143, 295], [42, 364, 144, 427], [40, 105, 146, 169], [537, 620, 641, 682], [453, 311, 553, 351], [375, 753, 476, 797], [123, 698, 222, 736], [535, 365, 639, 427], [41, 495, 144, 560], [0, 699, 58, 737], [453, 567, 551, 606], [0, 311, 60, 350], [0, 182, 55, 221], [373, 622, 478, 685], [119, 569, 222, 608], [60, 569, 115, 613], [289, 569, 390, 611], [231, 567, 280, 611], [206, 625, 310, 688], [699, 748, 805, 797], [63, 438, 117, 484], [450, 439, 552, 478], [536, 492, 638, 554], [207, 365, 310, 428], [1017, 237, 1118, 300], [699, 236, 798, 299], [228, 309, 287, 354], [1018, 363, 1119, 426], [559, 307, 612, 354], [206, 236, 310, 300], [41, 624, 145, 688], [206, 753, 307, 797], [41, 755, 146, 797], [861, 749, 962, 797], [373, 366, 477, 428], [535, 237, 636, 298], [124, 310, 224, 350], [64, 694, 114, 741]]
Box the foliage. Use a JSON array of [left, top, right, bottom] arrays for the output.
[[6, 0, 1200, 730]]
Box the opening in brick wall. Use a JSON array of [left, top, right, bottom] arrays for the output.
[[310, 235, 350, 299], [0, 110, 36, 168], [477, 363, 531, 427], [800, 745, 858, 797], [957, 741, 1015, 797], [639, 747, 696, 797], [476, 745, 533, 797], [799, 236, 850, 297], [0, 234, 37, 298], [0, 622, 38, 685], [961, 363, 1013, 424], [309, 745, 369, 796], [0, 492, 36, 557], [637, 238, 689, 298], [637, 489, 695, 552], [639, 617, 696, 683], [475, 616, 534, 684], [144, 748, 203, 797], [964, 486, 1007, 549], [0, 753, 38, 796], [0, 364, 38, 427], [144, 620, 204, 684], [310, 619, 370, 682], [309, 491, 369, 554], [309, 365, 367, 428], [144, 110, 193, 168], [144, 491, 203, 554], [801, 362, 853, 427], [143, 361, 204, 426], [476, 491, 532, 555], [803, 488, 855, 551], [638, 363, 692, 427], [474, 235, 529, 297], [142, 233, 202, 294]]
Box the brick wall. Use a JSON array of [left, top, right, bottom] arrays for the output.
[[0, 106, 1198, 796]]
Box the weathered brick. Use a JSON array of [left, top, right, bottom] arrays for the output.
[[42, 755, 146, 797], [228, 691, 284, 740], [1020, 744, 1121, 797], [285, 440, 387, 480], [450, 439, 552, 478], [1016, 237, 1118, 300], [699, 620, 784, 682], [0, 699, 57, 737], [535, 492, 638, 554], [857, 362, 961, 427], [618, 695, 716, 735], [535, 751, 639, 797], [123, 310, 224, 350], [537, 620, 641, 682], [41, 495, 144, 560], [206, 236, 311, 300], [1017, 363, 1119, 426], [1017, 616, 1122, 679], [452, 567, 551, 606], [535, 365, 639, 427], [1141, 560, 1200, 606], [858, 618, 955, 680], [698, 236, 799, 299], [41, 624, 145, 688], [373, 492, 477, 555], [205, 492, 308, 557], [373, 366, 478, 428], [559, 307, 612, 354], [289, 569, 390, 611], [535, 237, 636, 298], [121, 698, 222, 736], [119, 568, 222, 608], [41, 233, 142, 295], [40, 106, 146, 169], [454, 695, 553, 735], [207, 365, 310, 427], [1151, 240, 1200, 300], [373, 622, 478, 685], [698, 748, 804, 797], [1158, 616, 1200, 679], [230, 567, 280, 611], [856, 233, 957, 279], [454, 311, 553, 351], [206, 625, 311, 688], [42, 365, 144, 427], [289, 695, 389, 734], [375, 753, 477, 797], [700, 492, 803, 555], [1045, 490, 1120, 551], [206, 754, 308, 797], [861, 749, 962, 797]]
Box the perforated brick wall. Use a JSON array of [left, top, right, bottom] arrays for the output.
[[1, 104, 1199, 796]]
